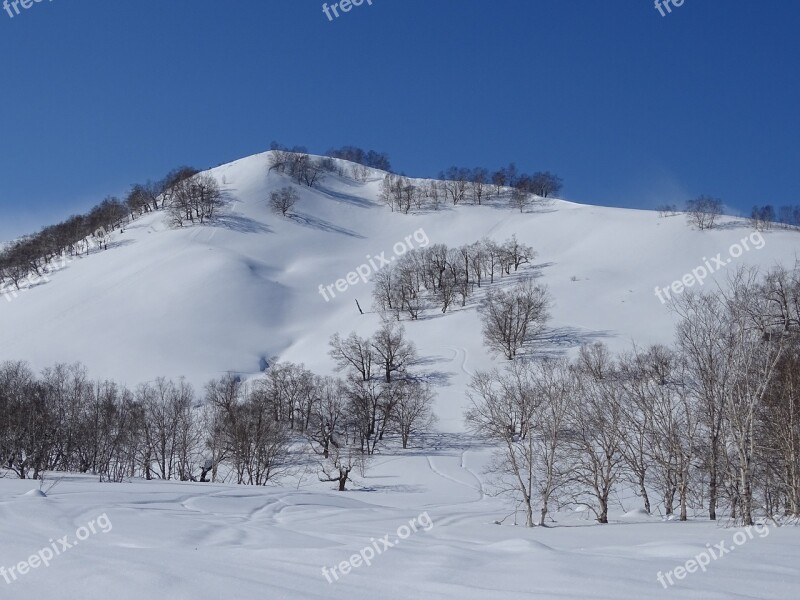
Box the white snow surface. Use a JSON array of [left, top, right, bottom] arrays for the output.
[[1, 152, 798, 598]]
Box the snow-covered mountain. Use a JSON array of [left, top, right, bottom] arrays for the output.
[[1, 152, 798, 600], [0, 151, 796, 428]]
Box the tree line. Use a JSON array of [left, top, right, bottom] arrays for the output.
[[371, 235, 551, 360], [660, 196, 800, 232], [0, 165, 213, 294], [269, 142, 393, 185], [750, 203, 800, 231], [467, 263, 800, 527], [0, 322, 436, 492], [0, 197, 127, 292], [371, 235, 538, 317], [378, 166, 562, 214], [268, 141, 565, 212]]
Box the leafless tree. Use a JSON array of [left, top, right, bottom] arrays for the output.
[[686, 195, 723, 230], [671, 289, 737, 520], [566, 344, 625, 524], [510, 187, 531, 213], [168, 174, 223, 226], [720, 270, 786, 525], [439, 167, 469, 205], [466, 364, 539, 527], [307, 376, 349, 459], [318, 437, 365, 491], [469, 168, 489, 205], [527, 172, 563, 198], [371, 321, 417, 384], [389, 379, 436, 449], [329, 332, 375, 382], [269, 186, 299, 217], [480, 278, 551, 359]]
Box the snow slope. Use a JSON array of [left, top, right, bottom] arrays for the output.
[[1, 151, 799, 599], [0, 151, 796, 428]]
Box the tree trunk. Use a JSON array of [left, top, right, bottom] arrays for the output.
[[598, 495, 609, 524], [709, 450, 718, 520], [524, 495, 534, 527], [639, 476, 651, 514]]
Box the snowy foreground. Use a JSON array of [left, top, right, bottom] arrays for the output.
[[1, 445, 798, 599], [2, 152, 800, 598]]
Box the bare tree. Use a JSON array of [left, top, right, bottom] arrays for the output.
[[329, 332, 375, 382], [371, 321, 417, 384], [168, 174, 223, 226], [720, 270, 786, 525], [686, 195, 723, 230], [480, 278, 551, 359], [389, 379, 436, 449], [510, 187, 531, 213], [269, 187, 299, 217], [657, 204, 679, 218], [760, 336, 800, 517], [566, 344, 625, 524], [318, 437, 365, 491], [308, 376, 348, 459], [529, 359, 573, 525], [425, 180, 443, 211], [469, 168, 489, 205], [528, 172, 563, 198], [439, 167, 469, 205], [466, 364, 539, 527], [671, 290, 738, 520]]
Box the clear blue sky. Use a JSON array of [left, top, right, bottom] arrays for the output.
[[1, 0, 798, 240]]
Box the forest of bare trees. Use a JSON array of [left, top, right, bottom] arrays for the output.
[[0, 164, 215, 293], [0, 197, 128, 294], [325, 146, 391, 170], [750, 203, 800, 231], [467, 264, 800, 527], [376, 163, 563, 215], [371, 235, 539, 319], [0, 322, 436, 491], [167, 173, 224, 227], [268, 144, 335, 188]]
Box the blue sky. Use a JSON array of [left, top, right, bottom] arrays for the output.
[[1, 0, 798, 240]]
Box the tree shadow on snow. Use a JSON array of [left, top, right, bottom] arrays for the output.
[[315, 185, 381, 209], [523, 326, 616, 360], [289, 212, 365, 238], [212, 214, 273, 234]]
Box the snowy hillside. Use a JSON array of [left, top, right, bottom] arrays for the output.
[[0, 153, 798, 420], [1, 151, 799, 599], [0, 151, 796, 427]]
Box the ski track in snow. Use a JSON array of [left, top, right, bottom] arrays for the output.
[[446, 346, 474, 378]]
